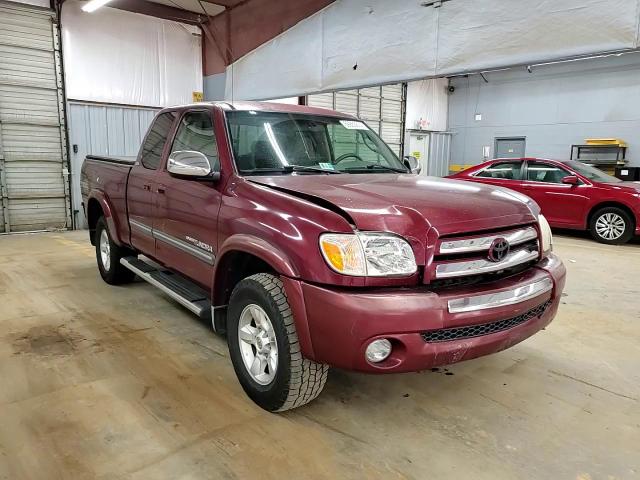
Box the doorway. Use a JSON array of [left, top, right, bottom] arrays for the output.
[[495, 137, 526, 158]]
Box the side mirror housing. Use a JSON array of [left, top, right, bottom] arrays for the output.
[[562, 175, 579, 185], [403, 155, 421, 174], [168, 151, 215, 178]]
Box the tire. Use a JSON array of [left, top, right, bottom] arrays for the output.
[[589, 207, 634, 245], [95, 216, 136, 285], [227, 273, 329, 412]]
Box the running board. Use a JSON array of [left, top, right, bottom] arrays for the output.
[[120, 257, 211, 320]]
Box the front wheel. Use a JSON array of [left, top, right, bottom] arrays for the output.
[[227, 273, 328, 412], [95, 217, 136, 284], [589, 207, 634, 245]]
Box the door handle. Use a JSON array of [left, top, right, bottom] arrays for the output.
[[143, 184, 151, 191], [157, 186, 166, 194]]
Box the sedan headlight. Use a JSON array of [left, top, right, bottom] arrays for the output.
[[319, 232, 417, 277], [538, 214, 553, 256]]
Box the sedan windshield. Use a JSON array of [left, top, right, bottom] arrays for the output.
[[565, 161, 621, 183], [225, 111, 407, 174]]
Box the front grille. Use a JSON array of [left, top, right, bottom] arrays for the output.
[[430, 224, 540, 283], [421, 300, 552, 343]]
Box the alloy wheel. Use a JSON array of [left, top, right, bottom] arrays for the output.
[[99, 229, 111, 271], [237, 304, 279, 385], [595, 213, 626, 241]]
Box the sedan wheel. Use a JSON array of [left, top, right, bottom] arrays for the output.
[[595, 213, 626, 241], [589, 207, 633, 245]]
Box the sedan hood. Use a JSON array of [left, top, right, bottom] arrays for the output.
[[249, 174, 538, 236]]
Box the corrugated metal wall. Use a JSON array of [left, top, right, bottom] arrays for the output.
[[308, 83, 406, 156], [67, 101, 157, 227], [0, 1, 70, 232], [426, 132, 452, 177]]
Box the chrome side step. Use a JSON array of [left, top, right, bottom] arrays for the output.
[[120, 257, 211, 320]]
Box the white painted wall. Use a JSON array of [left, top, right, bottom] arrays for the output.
[[62, 0, 202, 107], [406, 78, 448, 132], [224, 0, 640, 100]]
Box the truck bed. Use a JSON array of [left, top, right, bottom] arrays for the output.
[[81, 155, 136, 246]]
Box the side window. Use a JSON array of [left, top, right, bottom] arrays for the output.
[[140, 112, 176, 170], [170, 111, 219, 172], [475, 162, 523, 180], [526, 161, 570, 183]]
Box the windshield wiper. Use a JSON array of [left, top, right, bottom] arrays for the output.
[[239, 165, 341, 175], [284, 165, 341, 174], [343, 164, 407, 174]]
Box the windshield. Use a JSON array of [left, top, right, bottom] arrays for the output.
[[225, 111, 406, 174], [565, 161, 621, 183]]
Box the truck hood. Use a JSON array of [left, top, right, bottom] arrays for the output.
[[249, 174, 538, 236]]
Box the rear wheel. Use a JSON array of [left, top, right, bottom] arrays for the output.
[[95, 217, 136, 284], [227, 273, 328, 412], [589, 207, 634, 244]]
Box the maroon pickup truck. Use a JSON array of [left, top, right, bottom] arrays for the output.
[[81, 101, 566, 412]]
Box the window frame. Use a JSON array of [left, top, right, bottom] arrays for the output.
[[138, 111, 178, 170], [472, 161, 525, 181], [167, 108, 220, 173], [523, 160, 574, 185]]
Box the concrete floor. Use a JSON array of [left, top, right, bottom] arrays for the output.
[[0, 231, 638, 480]]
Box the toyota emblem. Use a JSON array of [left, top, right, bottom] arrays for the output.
[[488, 237, 510, 262]]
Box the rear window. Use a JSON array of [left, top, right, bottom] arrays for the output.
[[475, 162, 523, 180], [139, 112, 176, 170]]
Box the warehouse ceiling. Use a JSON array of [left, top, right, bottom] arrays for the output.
[[146, 0, 230, 17]]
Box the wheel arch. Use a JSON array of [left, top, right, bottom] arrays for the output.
[[86, 192, 125, 246], [211, 236, 315, 359], [587, 201, 636, 230]]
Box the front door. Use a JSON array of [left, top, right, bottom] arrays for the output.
[[128, 111, 177, 255], [521, 160, 589, 227], [153, 109, 222, 290], [495, 137, 526, 158]]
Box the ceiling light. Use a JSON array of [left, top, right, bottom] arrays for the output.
[[82, 0, 114, 12]]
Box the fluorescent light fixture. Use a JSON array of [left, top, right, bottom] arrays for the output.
[[82, 0, 114, 12]]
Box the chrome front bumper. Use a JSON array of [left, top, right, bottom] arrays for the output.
[[447, 276, 553, 313]]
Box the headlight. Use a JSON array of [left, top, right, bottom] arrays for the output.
[[319, 232, 417, 277], [538, 214, 553, 256]]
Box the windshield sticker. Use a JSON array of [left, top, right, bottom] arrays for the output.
[[318, 163, 335, 170], [339, 120, 368, 130]]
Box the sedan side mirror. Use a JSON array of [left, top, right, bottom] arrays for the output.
[[403, 155, 421, 174], [168, 151, 214, 178], [561, 175, 579, 185]]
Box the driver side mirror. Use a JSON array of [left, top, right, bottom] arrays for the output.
[[168, 151, 217, 179], [562, 175, 579, 185], [403, 155, 421, 174]]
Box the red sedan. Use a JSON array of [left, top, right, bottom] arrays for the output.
[[449, 158, 640, 244]]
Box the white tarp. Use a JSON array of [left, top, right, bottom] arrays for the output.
[[62, 0, 202, 107], [225, 0, 640, 100]]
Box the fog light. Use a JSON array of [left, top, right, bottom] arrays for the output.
[[365, 339, 392, 363]]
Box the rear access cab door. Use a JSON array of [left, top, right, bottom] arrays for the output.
[[128, 111, 178, 254]]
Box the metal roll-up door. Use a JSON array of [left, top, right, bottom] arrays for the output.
[[308, 83, 406, 156], [0, 1, 70, 233]]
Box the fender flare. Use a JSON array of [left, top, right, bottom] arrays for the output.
[[212, 234, 317, 360], [214, 233, 299, 280], [88, 190, 125, 246]]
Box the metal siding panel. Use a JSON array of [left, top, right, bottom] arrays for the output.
[[0, 4, 54, 51], [67, 102, 158, 227], [427, 132, 452, 177], [1, 123, 62, 161], [358, 95, 380, 122]]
